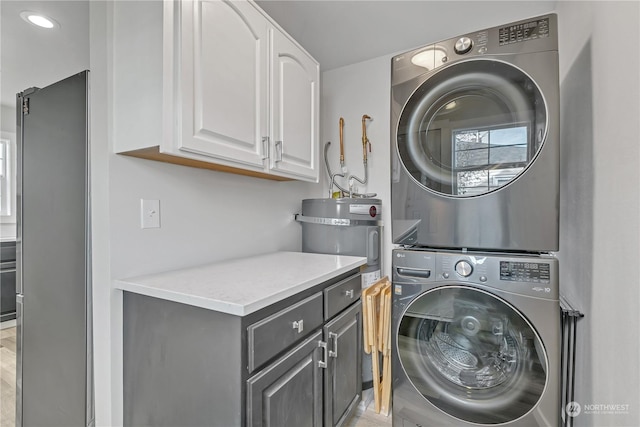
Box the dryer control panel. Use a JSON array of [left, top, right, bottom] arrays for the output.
[[499, 17, 550, 45]]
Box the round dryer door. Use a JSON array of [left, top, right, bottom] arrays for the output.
[[397, 286, 547, 424], [396, 60, 547, 197]]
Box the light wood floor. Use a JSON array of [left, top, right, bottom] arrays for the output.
[[0, 326, 16, 427], [0, 326, 391, 427], [345, 388, 392, 427]]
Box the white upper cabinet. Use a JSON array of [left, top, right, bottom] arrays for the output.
[[113, 0, 319, 182], [178, 0, 267, 169], [270, 30, 318, 180]]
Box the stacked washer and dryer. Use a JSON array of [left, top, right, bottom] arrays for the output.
[[390, 14, 561, 426]]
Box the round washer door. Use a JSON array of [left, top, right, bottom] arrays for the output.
[[396, 59, 547, 197], [397, 286, 548, 424]]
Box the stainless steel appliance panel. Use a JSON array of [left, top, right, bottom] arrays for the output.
[[391, 248, 560, 426], [16, 71, 93, 426], [391, 14, 559, 252], [300, 198, 382, 275]]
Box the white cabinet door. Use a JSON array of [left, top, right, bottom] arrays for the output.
[[270, 29, 319, 182], [178, 0, 268, 170]]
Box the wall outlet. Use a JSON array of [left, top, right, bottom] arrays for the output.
[[140, 199, 160, 229]]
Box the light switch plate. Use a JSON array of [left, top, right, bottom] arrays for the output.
[[140, 199, 160, 229]]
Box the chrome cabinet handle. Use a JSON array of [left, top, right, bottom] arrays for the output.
[[318, 340, 327, 369], [261, 136, 269, 160], [275, 140, 283, 162], [292, 319, 304, 333], [344, 289, 354, 299], [329, 332, 338, 358]]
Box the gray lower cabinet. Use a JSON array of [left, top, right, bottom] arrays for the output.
[[247, 330, 324, 427], [324, 303, 362, 427], [246, 301, 362, 427], [123, 269, 362, 427], [1, 241, 17, 322]]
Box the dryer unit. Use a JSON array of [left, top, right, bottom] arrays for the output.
[[392, 249, 560, 426], [391, 14, 559, 252]]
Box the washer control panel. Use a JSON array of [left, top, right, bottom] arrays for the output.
[[455, 260, 473, 277], [454, 36, 473, 54], [392, 249, 558, 299], [500, 261, 551, 284]]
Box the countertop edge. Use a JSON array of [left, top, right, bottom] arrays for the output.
[[113, 252, 367, 316]]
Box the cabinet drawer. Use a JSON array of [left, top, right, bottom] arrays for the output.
[[248, 292, 323, 373], [324, 274, 361, 320]]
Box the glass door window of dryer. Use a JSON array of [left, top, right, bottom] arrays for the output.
[[396, 60, 547, 197], [397, 286, 548, 424]]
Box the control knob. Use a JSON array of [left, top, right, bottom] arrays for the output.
[[455, 260, 473, 277], [454, 37, 473, 54]]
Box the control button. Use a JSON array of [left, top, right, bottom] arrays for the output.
[[480, 276, 488, 282], [455, 260, 473, 277], [478, 46, 487, 54], [454, 37, 473, 54], [443, 272, 450, 279]]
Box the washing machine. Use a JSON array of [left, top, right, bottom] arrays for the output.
[[391, 14, 559, 252], [392, 248, 560, 426]]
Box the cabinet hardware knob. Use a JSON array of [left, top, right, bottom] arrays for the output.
[[292, 319, 304, 333], [345, 289, 354, 298]]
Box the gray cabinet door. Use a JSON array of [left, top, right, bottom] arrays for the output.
[[247, 330, 323, 427], [324, 302, 362, 427], [1, 268, 16, 320]]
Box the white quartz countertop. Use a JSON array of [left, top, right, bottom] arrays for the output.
[[114, 251, 366, 316]]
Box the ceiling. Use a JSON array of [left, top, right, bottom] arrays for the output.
[[256, 1, 556, 70], [1, 1, 89, 131], [1, 0, 556, 126]]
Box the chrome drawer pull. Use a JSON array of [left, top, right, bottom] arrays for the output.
[[345, 289, 354, 299], [329, 332, 338, 358], [318, 340, 328, 369], [292, 320, 304, 333]]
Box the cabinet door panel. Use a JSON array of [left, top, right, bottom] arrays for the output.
[[270, 30, 319, 181], [1, 269, 16, 319], [325, 303, 362, 427], [247, 330, 323, 427], [179, 0, 267, 168]]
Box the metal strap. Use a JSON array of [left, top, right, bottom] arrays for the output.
[[295, 214, 383, 227]]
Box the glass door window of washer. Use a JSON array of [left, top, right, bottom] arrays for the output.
[[397, 286, 548, 424], [397, 60, 547, 197]]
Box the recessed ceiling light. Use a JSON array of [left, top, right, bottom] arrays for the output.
[[20, 11, 60, 29]]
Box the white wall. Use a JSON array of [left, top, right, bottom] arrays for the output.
[[321, 56, 392, 276], [557, 1, 640, 425], [90, 2, 324, 424]]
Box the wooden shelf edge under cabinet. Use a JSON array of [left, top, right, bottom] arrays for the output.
[[118, 146, 292, 181]]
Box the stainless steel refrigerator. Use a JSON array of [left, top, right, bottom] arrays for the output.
[[16, 71, 94, 427]]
